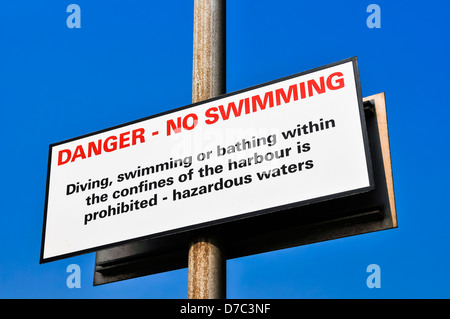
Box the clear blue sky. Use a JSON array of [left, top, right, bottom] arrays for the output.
[[1, 0, 449, 298]]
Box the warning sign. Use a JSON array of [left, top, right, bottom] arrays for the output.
[[41, 57, 373, 263]]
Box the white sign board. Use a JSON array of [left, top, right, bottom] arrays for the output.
[[41, 58, 373, 263]]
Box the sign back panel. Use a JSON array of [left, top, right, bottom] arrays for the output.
[[41, 57, 373, 263]]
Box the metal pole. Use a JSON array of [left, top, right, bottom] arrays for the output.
[[192, 0, 226, 103], [188, 236, 226, 299], [188, 0, 226, 299]]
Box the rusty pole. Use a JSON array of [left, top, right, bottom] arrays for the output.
[[188, 0, 226, 299], [192, 0, 226, 102]]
